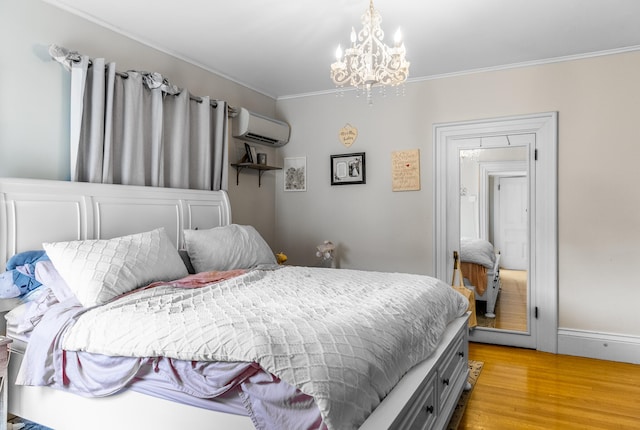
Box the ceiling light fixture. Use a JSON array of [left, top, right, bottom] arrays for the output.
[[330, 0, 410, 104]]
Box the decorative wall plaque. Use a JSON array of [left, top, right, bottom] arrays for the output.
[[391, 149, 420, 191], [339, 124, 358, 147]]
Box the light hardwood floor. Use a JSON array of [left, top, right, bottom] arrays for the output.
[[493, 269, 527, 331], [476, 269, 528, 331], [460, 342, 640, 429]]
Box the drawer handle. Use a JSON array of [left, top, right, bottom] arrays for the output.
[[458, 351, 465, 358], [425, 405, 434, 414], [442, 378, 449, 386]]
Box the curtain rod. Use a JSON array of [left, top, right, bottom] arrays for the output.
[[106, 65, 237, 115], [80, 61, 230, 111], [84, 60, 238, 115], [50, 44, 237, 115]]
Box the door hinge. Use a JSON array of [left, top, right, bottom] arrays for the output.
[[534, 149, 538, 161], [535, 306, 539, 319]]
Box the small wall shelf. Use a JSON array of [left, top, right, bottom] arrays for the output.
[[231, 162, 282, 187]]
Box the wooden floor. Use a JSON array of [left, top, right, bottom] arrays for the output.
[[476, 269, 527, 331], [494, 269, 527, 331], [460, 343, 640, 429]]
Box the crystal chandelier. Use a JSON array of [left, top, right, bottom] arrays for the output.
[[330, 0, 410, 103]]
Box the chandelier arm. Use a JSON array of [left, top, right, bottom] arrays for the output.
[[330, 0, 410, 98]]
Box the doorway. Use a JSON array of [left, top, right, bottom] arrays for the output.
[[434, 113, 558, 353], [495, 175, 528, 270]]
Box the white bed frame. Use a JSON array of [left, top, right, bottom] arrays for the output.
[[0, 178, 469, 430]]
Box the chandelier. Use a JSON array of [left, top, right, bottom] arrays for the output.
[[330, 0, 410, 103]]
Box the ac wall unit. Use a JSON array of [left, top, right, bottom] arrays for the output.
[[232, 108, 290, 147]]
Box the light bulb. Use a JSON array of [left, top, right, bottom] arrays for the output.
[[335, 45, 343, 61], [394, 29, 403, 46], [350, 27, 357, 45]]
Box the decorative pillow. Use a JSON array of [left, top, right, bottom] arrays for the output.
[[43, 228, 188, 307], [0, 250, 50, 298], [184, 224, 276, 273]]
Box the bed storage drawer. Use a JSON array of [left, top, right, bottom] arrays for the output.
[[395, 373, 438, 430], [357, 315, 469, 430], [437, 333, 466, 408], [399, 321, 468, 430]]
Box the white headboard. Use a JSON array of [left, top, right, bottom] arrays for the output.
[[0, 178, 232, 265]]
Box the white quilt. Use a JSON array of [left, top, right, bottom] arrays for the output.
[[61, 266, 468, 430], [460, 238, 496, 268]]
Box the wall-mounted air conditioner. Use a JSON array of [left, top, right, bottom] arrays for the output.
[[232, 108, 290, 147]]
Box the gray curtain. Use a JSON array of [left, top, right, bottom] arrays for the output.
[[50, 45, 228, 191]]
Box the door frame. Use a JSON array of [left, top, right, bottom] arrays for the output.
[[433, 112, 558, 353]]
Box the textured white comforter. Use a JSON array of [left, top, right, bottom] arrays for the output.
[[61, 266, 468, 430], [460, 238, 496, 268]]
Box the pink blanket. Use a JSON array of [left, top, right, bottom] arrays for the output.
[[132, 269, 247, 292]]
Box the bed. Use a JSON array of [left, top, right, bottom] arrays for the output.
[[459, 239, 501, 318], [0, 178, 470, 430]]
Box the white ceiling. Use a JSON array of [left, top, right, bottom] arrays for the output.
[[45, 0, 640, 100]]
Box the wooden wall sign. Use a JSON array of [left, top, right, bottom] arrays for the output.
[[339, 124, 358, 147], [391, 149, 421, 191]]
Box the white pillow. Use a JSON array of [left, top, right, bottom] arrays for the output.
[[43, 228, 188, 307], [184, 224, 276, 273]]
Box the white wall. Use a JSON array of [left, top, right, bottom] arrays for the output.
[[275, 52, 640, 343], [0, 0, 279, 244]]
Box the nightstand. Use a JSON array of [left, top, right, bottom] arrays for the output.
[[0, 336, 12, 430]]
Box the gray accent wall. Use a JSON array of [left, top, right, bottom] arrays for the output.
[[0, 0, 278, 245]]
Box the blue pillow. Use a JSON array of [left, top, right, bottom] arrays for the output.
[[0, 250, 49, 298]]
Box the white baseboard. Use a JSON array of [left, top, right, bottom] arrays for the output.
[[558, 328, 640, 364]]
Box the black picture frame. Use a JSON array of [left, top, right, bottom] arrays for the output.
[[331, 152, 366, 185], [244, 143, 254, 163]]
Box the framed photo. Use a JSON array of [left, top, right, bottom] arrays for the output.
[[284, 157, 307, 192], [331, 152, 366, 185], [244, 143, 254, 163]]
